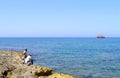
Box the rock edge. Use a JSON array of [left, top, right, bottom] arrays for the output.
[[0, 51, 74, 78]]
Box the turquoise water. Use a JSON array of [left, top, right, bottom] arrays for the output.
[[0, 38, 120, 78]]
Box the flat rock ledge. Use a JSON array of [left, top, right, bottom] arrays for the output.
[[0, 51, 74, 78]]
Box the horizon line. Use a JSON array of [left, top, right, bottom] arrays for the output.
[[0, 36, 120, 38]]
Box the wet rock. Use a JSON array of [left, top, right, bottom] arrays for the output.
[[49, 73, 74, 78]]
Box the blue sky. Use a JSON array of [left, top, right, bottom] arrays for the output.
[[0, 0, 120, 37]]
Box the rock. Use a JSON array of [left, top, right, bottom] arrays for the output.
[[49, 73, 74, 78], [13, 75, 24, 78], [0, 75, 4, 78], [39, 76, 53, 78], [31, 65, 52, 76], [24, 75, 37, 78], [0, 51, 74, 78], [0, 58, 15, 78]]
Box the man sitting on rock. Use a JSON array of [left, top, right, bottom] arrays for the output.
[[23, 48, 28, 64], [25, 54, 33, 66]]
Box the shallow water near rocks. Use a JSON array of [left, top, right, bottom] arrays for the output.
[[0, 37, 120, 78]]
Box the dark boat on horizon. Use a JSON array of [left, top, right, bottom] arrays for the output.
[[97, 34, 105, 38]]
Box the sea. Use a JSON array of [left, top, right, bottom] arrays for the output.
[[0, 37, 120, 78]]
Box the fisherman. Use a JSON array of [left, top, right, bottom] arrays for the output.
[[23, 48, 27, 58], [25, 54, 33, 66], [23, 48, 28, 64]]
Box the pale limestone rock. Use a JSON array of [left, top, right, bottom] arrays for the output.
[[0, 51, 74, 78]]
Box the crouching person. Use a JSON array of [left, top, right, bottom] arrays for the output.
[[25, 54, 33, 66]]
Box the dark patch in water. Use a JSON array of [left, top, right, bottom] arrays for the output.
[[0, 48, 22, 52], [82, 75, 93, 78]]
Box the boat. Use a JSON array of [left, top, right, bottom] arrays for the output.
[[97, 34, 105, 38]]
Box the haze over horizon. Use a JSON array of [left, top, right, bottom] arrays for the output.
[[0, 0, 120, 37]]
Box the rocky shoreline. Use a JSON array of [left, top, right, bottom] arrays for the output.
[[0, 51, 74, 78]]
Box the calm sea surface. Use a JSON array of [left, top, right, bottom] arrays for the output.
[[0, 38, 120, 78]]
